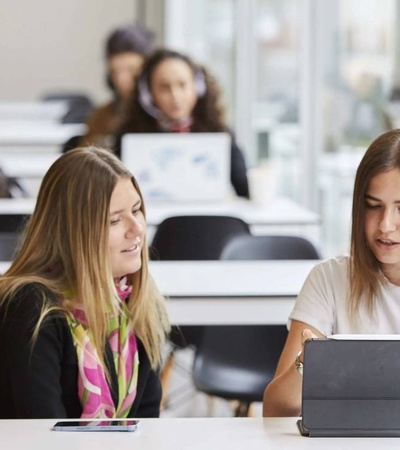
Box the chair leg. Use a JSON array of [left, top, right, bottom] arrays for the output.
[[234, 401, 251, 417], [160, 351, 176, 410]]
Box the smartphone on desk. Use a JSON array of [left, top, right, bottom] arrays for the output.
[[53, 419, 139, 432]]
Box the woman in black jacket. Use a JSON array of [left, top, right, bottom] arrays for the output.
[[0, 147, 170, 419], [116, 49, 249, 198]]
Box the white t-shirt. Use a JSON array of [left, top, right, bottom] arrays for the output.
[[289, 255, 400, 335]]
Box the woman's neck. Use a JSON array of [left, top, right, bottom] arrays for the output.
[[157, 116, 193, 133]]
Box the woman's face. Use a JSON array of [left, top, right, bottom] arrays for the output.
[[108, 52, 144, 100], [365, 168, 400, 281], [150, 58, 198, 122], [108, 177, 146, 278]]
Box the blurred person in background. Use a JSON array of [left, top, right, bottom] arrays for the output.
[[80, 23, 155, 148], [116, 49, 249, 198]]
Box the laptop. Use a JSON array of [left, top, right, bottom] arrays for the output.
[[121, 133, 231, 203], [298, 335, 400, 437]]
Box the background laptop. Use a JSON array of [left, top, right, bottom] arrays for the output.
[[298, 336, 400, 437], [121, 132, 231, 203]]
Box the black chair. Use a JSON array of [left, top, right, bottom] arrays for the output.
[[0, 233, 19, 261], [219, 234, 322, 260], [150, 215, 251, 348], [41, 93, 94, 124], [0, 214, 30, 233], [150, 215, 251, 262], [192, 234, 321, 416], [150, 215, 251, 409]]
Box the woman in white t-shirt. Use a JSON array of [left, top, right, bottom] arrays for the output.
[[263, 129, 400, 417]]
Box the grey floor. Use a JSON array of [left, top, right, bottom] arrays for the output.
[[160, 346, 263, 418]]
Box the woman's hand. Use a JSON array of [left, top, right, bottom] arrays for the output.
[[298, 329, 319, 364], [263, 321, 323, 417]]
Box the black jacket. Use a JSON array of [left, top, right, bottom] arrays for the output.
[[0, 284, 161, 419]]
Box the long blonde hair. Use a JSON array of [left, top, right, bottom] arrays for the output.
[[350, 129, 400, 317], [0, 147, 169, 370]]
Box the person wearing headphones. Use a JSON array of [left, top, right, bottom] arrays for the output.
[[116, 49, 249, 198], [80, 23, 155, 148]]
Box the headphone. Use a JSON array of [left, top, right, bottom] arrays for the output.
[[137, 66, 207, 120], [106, 73, 116, 92]]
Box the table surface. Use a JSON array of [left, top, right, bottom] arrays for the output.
[[0, 122, 86, 145], [0, 417, 397, 450], [0, 196, 320, 226], [0, 260, 317, 325]]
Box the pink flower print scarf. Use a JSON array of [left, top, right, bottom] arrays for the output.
[[65, 276, 139, 418]]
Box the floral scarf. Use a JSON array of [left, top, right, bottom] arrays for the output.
[[65, 277, 139, 418]]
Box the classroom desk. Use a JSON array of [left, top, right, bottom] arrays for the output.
[[0, 153, 60, 178], [0, 197, 321, 244], [0, 260, 317, 325], [0, 122, 86, 147], [0, 417, 396, 450]]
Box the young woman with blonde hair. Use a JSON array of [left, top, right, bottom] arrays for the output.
[[263, 129, 400, 417], [0, 147, 170, 418]]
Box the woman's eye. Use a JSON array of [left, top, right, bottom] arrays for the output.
[[110, 218, 120, 225], [132, 208, 141, 216], [365, 203, 380, 210]]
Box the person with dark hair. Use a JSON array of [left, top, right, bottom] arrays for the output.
[[263, 129, 400, 417], [116, 49, 249, 198], [81, 23, 155, 148]]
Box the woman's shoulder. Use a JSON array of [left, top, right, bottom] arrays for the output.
[[1, 282, 59, 318], [310, 255, 349, 280]]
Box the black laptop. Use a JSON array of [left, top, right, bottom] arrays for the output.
[[298, 336, 400, 437]]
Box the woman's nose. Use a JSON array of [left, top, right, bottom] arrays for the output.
[[379, 208, 398, 233], [126, 216, 144, 237]]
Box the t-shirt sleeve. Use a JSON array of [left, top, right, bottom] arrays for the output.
[[289, 261, 337, 336], [1, 285, 67, 418]]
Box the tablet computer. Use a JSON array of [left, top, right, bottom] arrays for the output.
[[298, 336, 400, 437]]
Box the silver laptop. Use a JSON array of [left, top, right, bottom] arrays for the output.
[[121, 133, 231, 202], [298, 336, 400, 437]]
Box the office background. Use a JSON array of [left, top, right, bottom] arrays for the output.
[[2, 0, 400, 256]]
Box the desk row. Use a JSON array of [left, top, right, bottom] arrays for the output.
[[0, 260, 317, 325]]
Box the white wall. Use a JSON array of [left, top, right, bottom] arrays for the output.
[[0, 0, 138, 103]]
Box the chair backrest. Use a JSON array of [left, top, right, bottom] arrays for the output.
[[0, 233, 19, 261], [0, 214, 30, 233], [150, 215, 251, 260], [219, 234, 321, 260], [193, 325, 288, 403], [42, 93, 94, 123]]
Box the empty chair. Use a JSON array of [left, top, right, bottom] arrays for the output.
[[150, 215, 251, 409], [0, 214, 30, 233], [42, 93, 94, 124], [193, 325, 288, 416], [193, 234, 321, 416], [150, 215, 250, 261], [0, 233, 19, 261], [150, 215, 251, 347], [219, 234, 322, 260]]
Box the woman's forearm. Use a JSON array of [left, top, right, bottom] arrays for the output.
[[263, 361, 302, 417]]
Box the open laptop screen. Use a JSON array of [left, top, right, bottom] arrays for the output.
[[121, 132, 231, 203]]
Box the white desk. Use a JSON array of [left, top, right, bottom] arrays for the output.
[[0, 122, 86, 147], [0, 197, 321, 244], [0, 101, 68, 122], [0, 153, 60, 178], [0, 260, 317, 325], [0, 121, 86, 196], [0, 417, 396, 450]]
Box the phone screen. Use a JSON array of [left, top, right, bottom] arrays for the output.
[[53, 419, 139, 432]]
